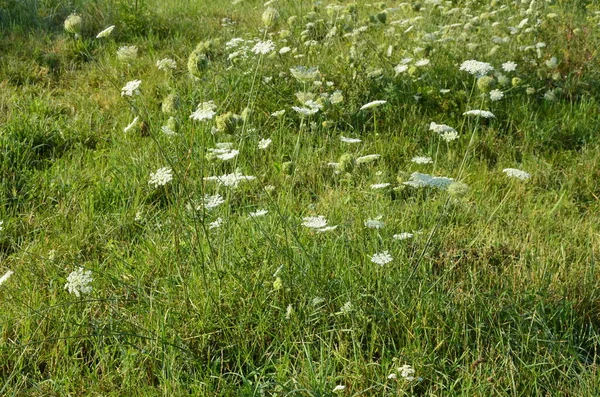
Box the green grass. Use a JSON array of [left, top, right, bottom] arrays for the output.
[[1, 0, 599, 395]]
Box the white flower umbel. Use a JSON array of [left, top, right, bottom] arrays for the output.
[[258, 138, 272, 150], [204, 171, 256, 188], [209, 217, 223, 229], [0, 270, 14, 287], [411, 156, 433, 164], [398, 364, 417, 381], [290, 66, 319, 83], [393, 232, 414, 240], [360, 100, 387, 110], [429, 122, 459, 142], [463, 109, 496, 118], [148, 167, 173, 188], [123, 116, 139, 133], [371, 251, 393, 266], [356, 154, 381, 164], [459, 60, 494, 76], [502, 61, 517, 72], [248, 209, 268, 218], [489, 89, 504, 101], [96, 25, 115, 39], [64, 267, 93, 297], [121, 80, 141, 96], [365, 217, 385, 229], [340, 136, 362, 143], [403, 172, 454, 190], [332, 385, 346, 392], [203, 194, 225, 210], [370, 183, 391, 190], [271, 110, 285, 117], [156, 58, 177, 70], [302, 215, 337, 233], [502, 168, 531, 180], [252, 40, 276, 55], [190, 101, 217, 121], [117, 45, 138, 62]]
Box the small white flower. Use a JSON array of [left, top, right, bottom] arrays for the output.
[[546, 56, 558, 68], [290, 66, 319, 82], [489, 89, 504, 101], [285, 304, 294, 320], [190, 101, 217, 121], [279, 46, 291, 54], [124, 116, 139, 132], [360, 100, 387, 110], [340, 136, 361, 143], [365, 218, 385, 229], [411, 156, 433, 164], [370, 183, 391, 190], [121, 80, 141, 96], [204, 172, 256, 188], [463, 109, 496, 118], [302, 215, 327, 229], [394, 64, 409, 75], [161, 125, 177, 136], [429, 122, 459, 142], [338, 301, 353, 315], [148, 167, 173, 187], [117, 45, 138, 62], [215, 149, 239, 161], [502, 61, 517, 72], [459, 60, 494, 76], [258, 138, 272, 149], [403, 172, 454, 190], [398, 364, 419, 381], [356, 154, 381, 164], [64, 267, 93, 297], [415, 58, 430, 67], [96, 25, 115, 39], [502, 168, 530, 180], [252, 40, 276, 55], [248, 209, 268, 218], [393, 232, 413, 240], [0, 270, 14, 287], [271, 110, 286, 117], [209, 217, 223, 229], [203, 194, 225, 210], [388, 373, 398, 380], [156, 58, 177, 70], [371, 251, 393, 266], [332, 385, 346, 392]]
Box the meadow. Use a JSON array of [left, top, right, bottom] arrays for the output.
[[0, 0, 599, 395]]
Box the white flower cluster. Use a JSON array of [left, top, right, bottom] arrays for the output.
[[121, 80, 141, 96], [117, 45, 138, 62], [252, 40, 276, 55], [302, 215, 337, 233], [411, 156, 433, 164], [290, 66, 319, 82], [204, 171, 256, 188], [208, 142, 239, 161], [463, 109, 496, 118], [403, 172, 454, 190], [502, 168, 531, 180], [459, 60, 494, 76], [96, 25, 115, 39], [429, 122, 459, 142], [148, 167, 173, 188], [156, 58, 177, 71], [64, 267, 93, 297], [190, 101, 217, 121], [371, 251, 393, 266]]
